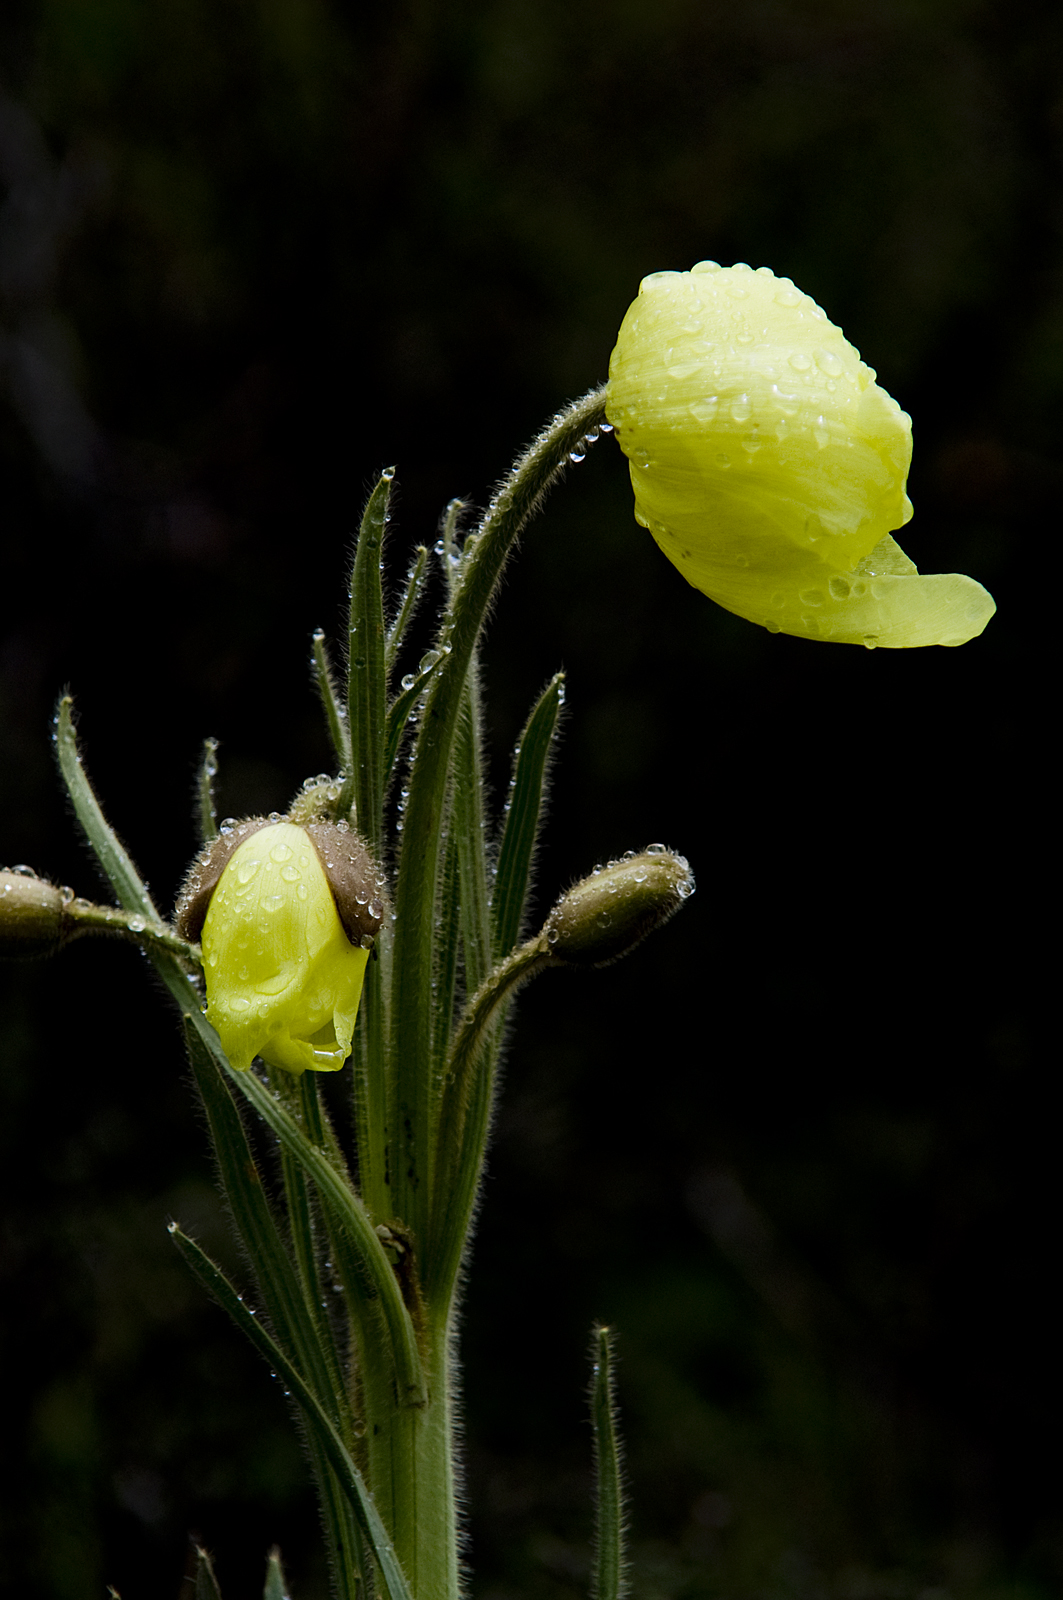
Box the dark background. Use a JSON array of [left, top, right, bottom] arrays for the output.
[[0, 2, 1052, 1597]]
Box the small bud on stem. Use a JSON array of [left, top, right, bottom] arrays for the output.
[[0, 868, 68, 957], [544, 846, 694, 967]]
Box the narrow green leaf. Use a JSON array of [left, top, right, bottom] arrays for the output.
[[431, 824, 462, 1079], [181, 1019, 346, 1430], [383, 675, 423, 787], [263, 1547, 287, 1600], [384, 545, 429, 681], [228, 1052, 426, 1408], [351, 925, 392, 1225], [340, 472, 391, 852], [439, 498, 465, 597], [492, 672, 564, 959], [453, 661, 491, 1000], [195, 1546, 223, 1600], [382, 641, 449, 787], [312, 631, 351, 774], [390, 386, 607, 1242], [590, 1325, 628, 1600], [171, 1226, 414, 1600], [300, 1070, 325, 1148], [197, 737, 220, 845], [53, 695, 160, 919]]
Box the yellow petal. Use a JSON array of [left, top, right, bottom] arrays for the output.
[[201, 821, 369, 1074], [606, 262, 995, 647]]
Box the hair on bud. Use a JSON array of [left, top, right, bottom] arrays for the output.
[[543, 846, 694, 968]]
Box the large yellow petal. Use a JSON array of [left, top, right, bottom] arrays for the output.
[[606, 263, 995, 647]]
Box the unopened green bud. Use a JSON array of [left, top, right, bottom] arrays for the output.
[[0, 867, 68, 958], [543, 845, 694, 967]]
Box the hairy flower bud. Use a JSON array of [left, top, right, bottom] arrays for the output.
[[544, 846, 693, 968], [607, 262, 995, 648], [0, 867, 67, 958], [177, 819, 385, 1075]]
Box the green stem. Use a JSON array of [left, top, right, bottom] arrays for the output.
[[390, 387, 608, 1245], [426, 936, 552, 1309], [63, 897, 202, 963], [361, 1313, 458, 1600]]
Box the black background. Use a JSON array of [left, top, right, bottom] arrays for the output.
[[0, 3, 1052, 1597]]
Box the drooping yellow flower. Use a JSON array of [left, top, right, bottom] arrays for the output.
[[198, 821, 371, 1075], [606, 262, 995, 647]]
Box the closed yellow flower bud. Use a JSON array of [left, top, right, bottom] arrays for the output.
[[193, 821, 376, 1075], [606, 262, 995, 648]]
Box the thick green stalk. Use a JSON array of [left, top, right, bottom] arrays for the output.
[[360, 1313, 458, 1600], [389, 387, 608, 1245]]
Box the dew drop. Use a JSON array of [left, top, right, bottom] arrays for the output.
[[689, 397, 718, 424], [789, 352, 812, 371], [828, 576, 851, 601], [770, 383, 800, 417], [730, 394, 752, 423], [814, 348, 843, 377]]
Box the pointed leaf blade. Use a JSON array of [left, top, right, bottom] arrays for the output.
[[171, 1226, 414, 1600], [53, 695, 160, 919], [590, 1325, 628, 1600], [492, 672, 564, 959]]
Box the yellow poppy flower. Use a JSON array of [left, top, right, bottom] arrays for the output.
[[200, 821, 370, 1075], [606, 262, 995, 647]]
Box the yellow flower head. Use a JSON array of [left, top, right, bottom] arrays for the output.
[[606, 262, 995, 647], [179, 820, 382, 1075]]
